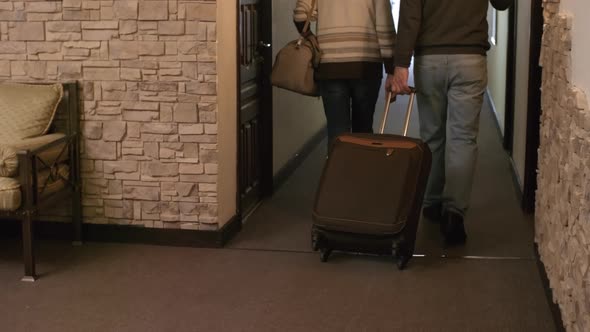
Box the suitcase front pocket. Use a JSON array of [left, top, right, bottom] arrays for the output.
[[314, 141, 419, 235]]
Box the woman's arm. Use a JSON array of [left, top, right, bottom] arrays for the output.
[[293, 0, 315, 35]]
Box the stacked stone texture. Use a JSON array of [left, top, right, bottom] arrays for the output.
[[537, 1, 590, 331], [0, 0, 219, 230]]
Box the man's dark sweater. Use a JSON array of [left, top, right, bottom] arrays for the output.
[[395, 0, 513, 67]]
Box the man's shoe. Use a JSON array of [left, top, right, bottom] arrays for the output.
[[422, 204, 443, 223], [440, 211, 467, 246]]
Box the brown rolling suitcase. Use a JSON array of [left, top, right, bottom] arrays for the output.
[[311, 90, 432, 269]]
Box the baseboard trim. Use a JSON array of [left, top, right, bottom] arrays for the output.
[[0, 215, 242, 248], [508, 156, 524, 203], [218, 214, 243, 246], [273, 127, 326, 192], [485, 89, 505, 142], [534, 243, 566, 332], [491, 87, 525, 208]]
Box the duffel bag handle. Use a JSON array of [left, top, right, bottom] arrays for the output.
[[379, 88, 417, 137]]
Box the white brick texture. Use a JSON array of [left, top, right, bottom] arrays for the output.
[[537, 1, 590, 331], [0, 0, 219, 230]]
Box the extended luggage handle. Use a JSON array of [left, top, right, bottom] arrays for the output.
[[379, 88, 417, 137]]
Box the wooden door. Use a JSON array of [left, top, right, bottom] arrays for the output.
[[238, 0, 273, 216]]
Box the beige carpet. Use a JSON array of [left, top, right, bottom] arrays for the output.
[[0, 239, 554, 332]]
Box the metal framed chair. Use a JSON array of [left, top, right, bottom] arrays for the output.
[[0, 82, 82, 281]]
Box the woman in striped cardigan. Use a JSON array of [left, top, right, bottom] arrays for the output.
[[294, 0, 397, 148]]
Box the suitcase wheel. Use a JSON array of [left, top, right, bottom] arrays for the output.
[[311, 227, 320, 252], [396, 255, 409, 270], [392, 238, 410, 270], [391, 239, 402, 259], [320, 248, 332, 263]]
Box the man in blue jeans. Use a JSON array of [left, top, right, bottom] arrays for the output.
[[391, 0, 513, 245], [293, 0, 397, 147]]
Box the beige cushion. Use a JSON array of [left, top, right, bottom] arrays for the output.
[[0, 83, 63, 143], [0, 145, 18, 177], [0, 164, 70, 212], [0, 177, 21, 212], [0, 133, 67, 177]]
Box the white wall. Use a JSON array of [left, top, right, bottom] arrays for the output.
[[560, 0, 590, 95], [272, 0, 326, 176], [487, 8, 509, 135], [511, 0, 531, 190], [217, 1, 238, 225]]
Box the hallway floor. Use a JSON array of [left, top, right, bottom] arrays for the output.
[[0, 96, 556, 331], [231, 91, 536, 259]]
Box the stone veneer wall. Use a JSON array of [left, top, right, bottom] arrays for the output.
[[537, 1, 590, 331], [0, 0, 220, 230]]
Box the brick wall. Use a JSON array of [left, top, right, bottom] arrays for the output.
[[537, 1, 590, 331], [0, 0, 220, 230]]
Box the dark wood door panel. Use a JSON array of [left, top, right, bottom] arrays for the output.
[[238, 0, 271, 216]]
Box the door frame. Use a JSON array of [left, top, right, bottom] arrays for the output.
[[235, 0, 274, 218], [522, 0, 544, 213], [504, 0, 543, 214], [258, 0, 274, 197], [503, 2, 517, 153]]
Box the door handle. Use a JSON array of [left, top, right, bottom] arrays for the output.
[[259, 41, 271, 48]]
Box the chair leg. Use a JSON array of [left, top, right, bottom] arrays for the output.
[[21, 214, 37, 282], [72, 187, 83, 246]]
